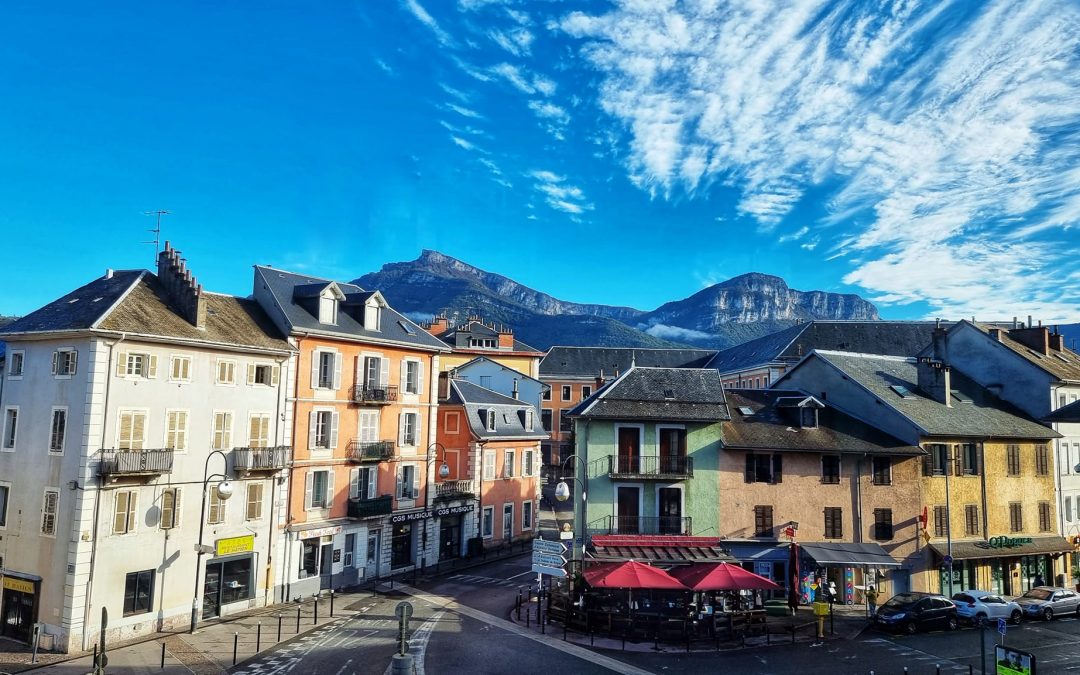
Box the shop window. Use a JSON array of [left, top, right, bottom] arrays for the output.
[[873, 509, 893, 541], [1006, 445, 1021, 476], [1035, 445, 1050, 476], [300, 540, 318, 578], [212, 556, 253, 606], [344, 533, 356, 567], [964, 504, 979, 536], [823, 507, 842, 539], [933, 505, 947, 537], [391, 522, 413, 568], [1009, 502, 1023, 533], [123, 570, 154, 616], [753, 505, 773, 537], [821, 456, 840, 484], [1038, 502, 1052, 532], [744, 453, 782, 484], [871, 457, 892, 485]]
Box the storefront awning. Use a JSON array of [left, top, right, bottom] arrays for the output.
[[799, 542, 901, 568], [722, 541, 791, 563], [929, 536, 1074, 561], [589, 535, 734, 563]]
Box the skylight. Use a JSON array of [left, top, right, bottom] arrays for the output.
[[890, 385, 915, 399], [398, 320, 417, 335], [1027, 349, 1044, 359], [951, 390, 973, 403], [738, 406, 755, 416], [663, 389, 675, 399]]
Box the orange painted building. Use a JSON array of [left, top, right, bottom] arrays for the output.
[[253, 267, 450, 596]]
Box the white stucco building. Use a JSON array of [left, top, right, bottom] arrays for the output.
[[0, 244, 293, 652]]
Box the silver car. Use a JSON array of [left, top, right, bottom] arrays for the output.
[[951, 590, 1022, 625], [1014, 586, 1080, 620]]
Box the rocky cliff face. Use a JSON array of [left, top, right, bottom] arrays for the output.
[[355, 252, 880, 350]]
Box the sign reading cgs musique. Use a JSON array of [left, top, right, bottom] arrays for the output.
[[390, 504, 475, 523]]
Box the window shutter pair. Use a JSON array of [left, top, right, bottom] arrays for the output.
[[114, 491, 136, 534]]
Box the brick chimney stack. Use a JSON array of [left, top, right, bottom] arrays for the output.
[[1008, 324, 1051, 355], [156, 241, 206, 329], [425, 314, 451, 337], [917, 321, 951, 406], [497, 324, 514, 349]]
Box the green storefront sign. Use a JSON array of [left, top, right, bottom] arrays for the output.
[[988, 536, 1034, 549]]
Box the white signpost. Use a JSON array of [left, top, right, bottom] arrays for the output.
[[531, 539, 567, 577]]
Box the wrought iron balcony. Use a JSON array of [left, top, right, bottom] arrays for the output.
[[434, 480, 475, 500], [99, 449, 174, 478], [346, 440, 395, 463], [604, 515, 693, 536], [350, 384, 398, 405], [348, 495, 393, 519], [606, 455, 693, 479], [233, 446, 290, 472]]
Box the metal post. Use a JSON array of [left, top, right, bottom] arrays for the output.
[[945, 447, 954, 598], [160, 641, 165, 670], [526, 609, 531, 628], [232, 632, 238, 666], [330, 590, 335, 618], [278, 614, 282, 642], [256, 622, 262, 652], [314, 594, 319, 625], [296, 606, 301, 633], [980, 622, 986, 675], [93, 644, 98, 674]]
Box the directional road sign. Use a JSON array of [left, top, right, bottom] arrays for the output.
[[997, 617, 1007, 636], [532, 552, 566, 568], [532, 564, 567, 578], [533, 539, 566, 555]]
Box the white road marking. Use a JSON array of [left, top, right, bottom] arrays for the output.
[[507, 570, 533, 580]]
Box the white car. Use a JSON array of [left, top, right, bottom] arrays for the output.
[[951, 590, 1022, 625]]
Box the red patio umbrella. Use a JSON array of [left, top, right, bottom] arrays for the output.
[[583, 560, 688, 589], [668, 562, 781, 591]]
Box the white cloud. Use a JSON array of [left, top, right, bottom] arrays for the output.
[[488, 27, 534, 56], [528, 169, 593, 215], [438, 82, 470, 102], [401, 0, 455, 48], [375, 58, 393, 74], [640, 323, 714, 341], [445, 103, 484, 119], [450, 135, 477, 151], [558, 0, 1080, 321], [778, 226, 810, 244], [490, 63, 557, 96]]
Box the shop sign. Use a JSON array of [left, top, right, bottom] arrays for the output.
[[216, 535, 255, 557], [435, 504, 475, 517], [391, 510, 432, 523], [390, 504, 477, 523], [988, 536, 1034, 549], [2, 577, 35, 594], [299, 526, 342, 540]]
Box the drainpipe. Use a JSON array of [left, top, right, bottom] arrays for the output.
[[282, 336, 303, 603], [266, 354, 288, 606], [82, 333, 126, 650], [854, 454, 864, 544]]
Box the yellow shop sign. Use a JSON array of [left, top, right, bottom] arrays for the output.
[[3, 577, 35, 594], [215, 535, 255, 557]]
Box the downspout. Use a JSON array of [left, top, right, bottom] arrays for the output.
[[82, 333, 126, 650], [283, 336, 303, 603], [854, 454, 864, 544], [266, 354, 288, 606]]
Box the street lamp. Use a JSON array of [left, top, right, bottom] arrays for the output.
[[422, 443, 451, 568], [191, 450, 234, 634], [556, 454, 587, 573]]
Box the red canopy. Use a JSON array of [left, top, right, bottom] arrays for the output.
[[583, 560, 688, 590], [668, 562, 781, 591]]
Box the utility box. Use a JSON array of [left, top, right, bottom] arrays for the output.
[[812, 602, 830, 617]]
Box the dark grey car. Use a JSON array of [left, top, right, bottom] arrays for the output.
[[1014, 586, 1080, 620]]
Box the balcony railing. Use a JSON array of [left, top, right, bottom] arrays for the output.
[[99, 449, 175, 477], [350, 384, 398, 405], [233, 446, 290, 471], [605, 515, 693, 536], [346, 440, 395, 463], [348, 495, 393, 519], [607, 455, 693, 479], [434, 480, 475, 500]]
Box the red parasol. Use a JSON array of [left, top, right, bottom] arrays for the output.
[[668, 562, 781, 591], [583, 560, 688, 590]]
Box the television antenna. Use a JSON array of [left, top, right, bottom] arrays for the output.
[[143, 210, 170, 261]]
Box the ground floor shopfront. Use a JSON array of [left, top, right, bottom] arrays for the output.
[[0, 573, 40, 644], [927, 536, 1074, 596]]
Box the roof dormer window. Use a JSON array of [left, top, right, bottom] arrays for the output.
[[365, 299, 381, 332], [319, 294, 338, 325], [486, 409, 497, 432], [800, 407, 818, 429]]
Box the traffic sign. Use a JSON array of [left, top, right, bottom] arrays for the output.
[[559, 530, 574, 540], [943, 555, 954, 565], [533, 539, 566, 555], [532, 564, 567, 577], [532, 552, 566, 568], [997, 617, 1007, 636]]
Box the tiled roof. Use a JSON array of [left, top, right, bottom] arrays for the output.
[[540, 346, 717, 378], [1043, 399, 1080, 423], [810, 351, 1058, 440], [446, 379, 549, 441], [569, 367, 730, 422], [1, 270, 144, 334], [707, 321, 943, 374], [255, 266, 447, 351], [966, 321, 1080, 383], [723, 389, 923, 455]]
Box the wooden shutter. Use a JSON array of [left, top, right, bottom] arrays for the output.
[[395, 467, 403, 499], [247, 364, 257, 385], [411, 466, 420, 499], [146, 354, 156, 378], [326, 469, 335, 508], [332, 353, 342, 390], [127, 491, 138, 532], [380, 358, 389, 388], [310, 352, 321, 388], [114, 492, 129, 533], [249, 416, 260, 447], [400, 360, 408, 392], [772, 454, 783, 483], [350, 468, 359, 499], [329, 412, 339, 449], [272, 365, 280, 386], [744, 454, 755, 483], [398, 413, 406, 446], [367, 468, 377, 498], [69, 350, 78, 375], [51, 351, 58, 375], [953, 445, 963, 476], [418, 362, 425, 398], [308, 411, 318, 449], [132, 412, 146, 450], [304, 471, 313, 510], [116, 352, 128, 377]]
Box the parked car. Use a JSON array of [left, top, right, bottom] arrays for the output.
[[951, 590, 1022, 625], [875, 592, 958, 634], [1014, 586, 1080, 620]]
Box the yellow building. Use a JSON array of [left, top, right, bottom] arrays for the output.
[[423, 316, 543, 379]]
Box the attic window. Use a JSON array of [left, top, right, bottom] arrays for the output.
[[318, 295, 338, 325], [890, 385, 915, 399], [364, 300, 381, 331], [738, 406, 755, 416], [486, 409, 496, 432], [663, 389, 676, 399], [1027, 349, 1044, 359], [398, 320, 417, 335], [800, 407, 818, 429]]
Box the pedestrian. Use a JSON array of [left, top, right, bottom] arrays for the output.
[[866, 585, 878, 617], [1034, 573, 1045, 587]]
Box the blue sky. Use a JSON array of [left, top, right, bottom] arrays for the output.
[[2, 1, 1078, 322]]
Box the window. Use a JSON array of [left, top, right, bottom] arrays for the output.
[[399, 412, 418, 446], [165, 410, 188, 451], [871, 457, 892, 485], [160, 489, 178, 530], [1009, 502, 1023, 533], [208, 490, 226, 524], [316, 351, 338, 389], [363, 356, 384, 389], [212, 412, 233, 451], [40, 489, 59, 536], [744, 453, 782, 484], [123, 570, 155, 616], [482, 506, 494, 538], [311, 410, 338, 450], [469, 338, 496, 348], [559, 412, 572, 433], [397, 464, 418, 500], [486, 410, 497, 432], [561, 385, 571, 401], [503, 503, 514, 539], [800, 408, 818, 428], [404, 360, 421, 395], [248, 413, 270, 448], [523, 449, 535, 477], [248, 363, 278, 387], [320, 295, 339, 324], [350, 466, 377, 500], [52, 348, 78, 377], [1007, 445, 1021, 476], [0, 482, 8, 528], [3, 407, 18, 450], [113, 490, 138, 534], [7, 351, 23, 378], [524, 409, 534, 431], [479, 375, 492, 389], [933, 505, 948, 537], [965, 504, 979, 536], [873, 508, 893, 541], [344, 533, 356, 567], [582, 386, 592, 399], [169, 355, 191, 382], [1067, 496, 1074, 523], [444, 412, 460, 434], [246, 482, 264, 520], [306, 470, 332, 509], [958, 443, 979, 475], [923, 444, 950, 476], [504, 449, 516, 478], [754, 505, 773, 537], [360, 410, 380, 442], [300, 540, 318, 578], [483, 449, 496, 481], [215, 359, 236, 385], [364, 302, 381, 331], [1038, 501, 1051, 532], [542, 388, 551, 401], [1035, 445, 1049, 476], [118, 351, 155, 379], [523, 501, 533, 530], [541, 410, 552, 432], [49, 408, 67, 453], [117, 410, 147, 450], [823, 507, 843, 539], [821, 456, 840, 484]]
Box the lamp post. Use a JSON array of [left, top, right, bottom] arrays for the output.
[[422, 442, 451, 568], [944, 445, 954, 598], [474, 440, 488, 556], [555, 454, 587, 572], [191, 450, 234, 634]]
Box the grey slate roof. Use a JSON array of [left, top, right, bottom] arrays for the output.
[[706, 321, 943, 374], [438, 321, 541, 353], [540, 346, 717, 378], [723, 389, 923, 455], [1044, 399, 1080, 423], [254, 266, 447, 351], [809, 351, 1058, 440], [965, 321, 1080, 383], [568, 367, 730, 422], [0, 270, 144, 334], [446, 379, 549, 441]]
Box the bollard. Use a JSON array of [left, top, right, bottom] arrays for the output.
[[256, 622, 262, 652], [278, 614, 282, 642], [314, 594, 319, 625], [330, 590, 335, 618], [296, 606, 301, 634], [527, 608, 531, 628], [160, 641, 166, 670], [936, 667, 940, 675], [232, 632, 239, 666]]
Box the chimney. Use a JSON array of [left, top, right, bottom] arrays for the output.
[[595, 368, 605, 391], [156, 241, 207, 329], [438, 372, 450, 401], [498, 324, 514, 349], [1008, 324, 1051, 355], [932, 320, 948, 363], [425, 315, 450, 337], [917, 320, 951, 406], [989, 328, 1003, 341], [511, 378, 519, 400], [1050, 328, 1065, 352], [104, 268, 114, 279]]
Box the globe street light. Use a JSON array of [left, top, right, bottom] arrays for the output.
[[191, 450, 234, 634]]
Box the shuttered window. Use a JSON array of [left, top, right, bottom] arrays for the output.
[[208, 491, 226, 524], [923, 444, 949, 476], [52, 349, 78, 377], [248, 414, 270, 448], [119, 352, 156, 379], [503, 450, 516, 478], [1009, 502, 1023, 533], [160, 489, 179, 530], [117, 410, 147, 450], [40, 489, 59, 536], [744, 453, 782, 483], [823, 507, 842, 539], [1007, 445, 1021, 476], [212, 412, 233, 451], [871, 457, 892, 485], [873, 509, 893, 541], [753, 505, 773, 537], [965, 504, 979, 536], [49, 408, 67, 453], [311, 410, 338, 449], [169, 355, 191, 382], [113, 490, 138, 534], [166, 411, 188, 451], [933, 505, 948, 537], [957, 444, 979, 475], [1035, 445, 1049, 476], [246, 483, 264, 520], [216, 359, 237, 385], [821, 456, 840, 484], [1038, 501, 1052, 532]]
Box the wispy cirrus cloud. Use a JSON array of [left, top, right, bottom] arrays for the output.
[[401, 0, 455, 48], [528, 169, 592, 215], [491, 63, 556, 96], [559, 0, 1080, 320], [444, 102, 484, 120]]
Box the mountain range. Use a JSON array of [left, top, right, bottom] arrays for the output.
[[355, 251, 880, 350]]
